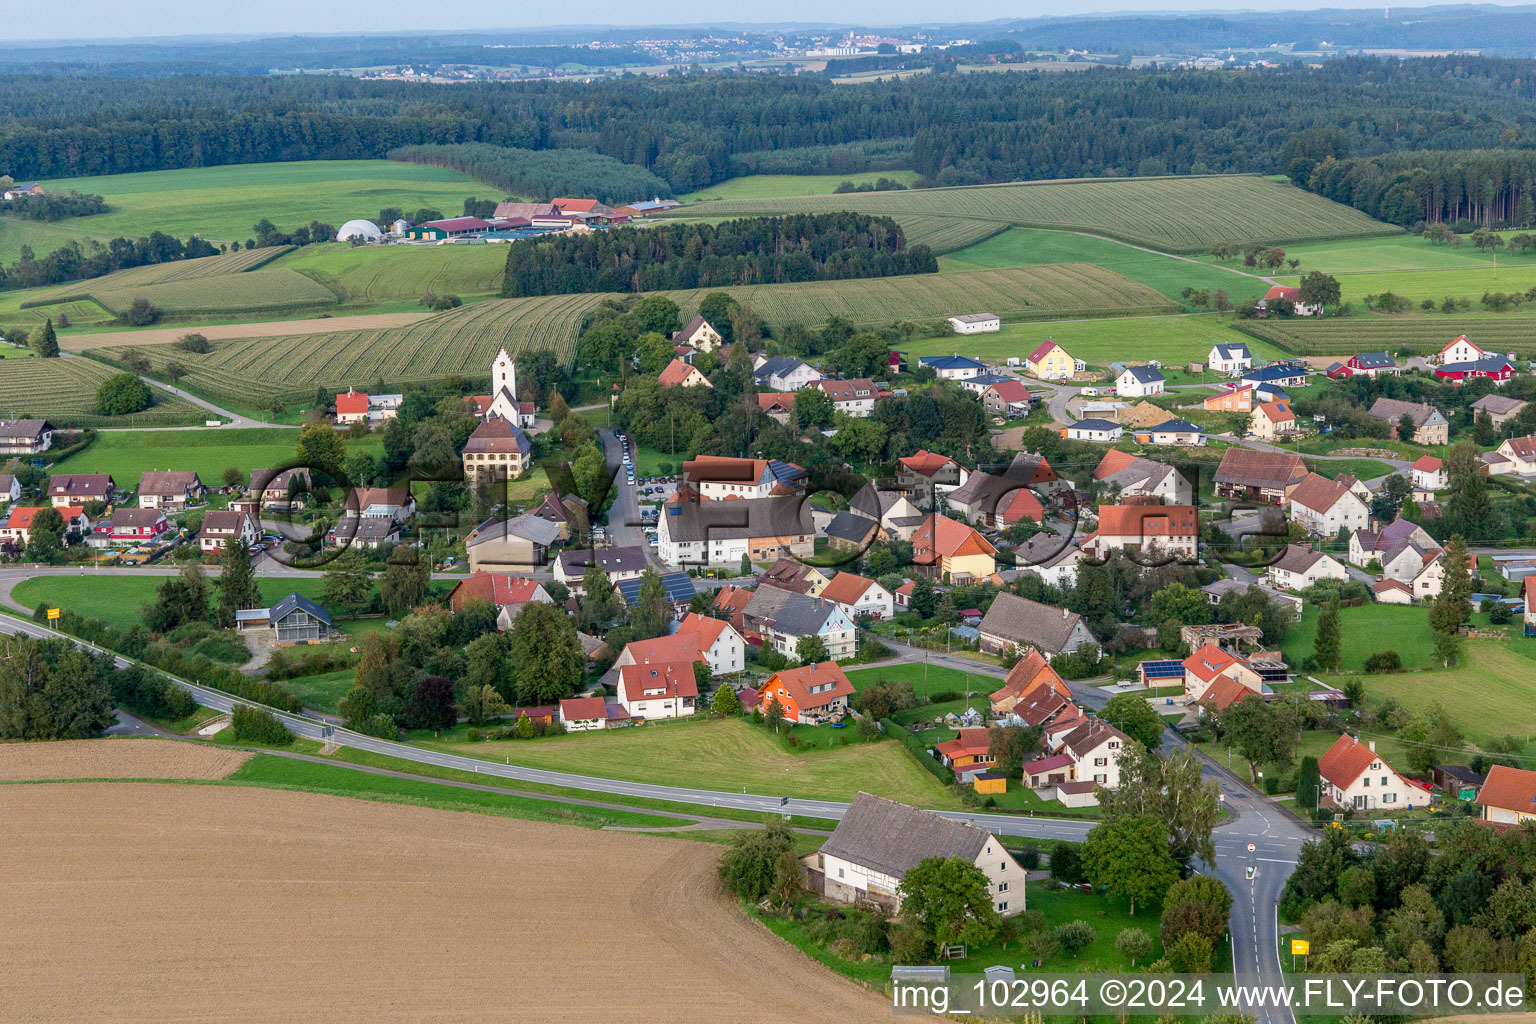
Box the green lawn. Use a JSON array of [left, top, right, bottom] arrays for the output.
[[0, 160, 499, 266], [1287, 265, 1536, 310], [11, 575, 335, 631], [225, 753, 685, 829], [409, 715, 961, 808], [1363, 642, 1536, 746], [1202, 233, 1510, 275], [901, 314, 1286, 370], [1280, 603, 1437, 673], [50, 428, 382, 488], [845, 661, 989, 700], [677, 171, 919, 203], [1303, 458, 1396, 481], [270, 242, 508, 306], [280, 668, 355, 714], [941, 227, 1272, 305]]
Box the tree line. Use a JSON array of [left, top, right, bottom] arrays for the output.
[[2, 57, 1535, 192], [1302, 148, 1536, 227], [389, 143, 672, 205], [0, 232, 217, 291], [0, 189, 107, 221], [502, 214, 934, 297]]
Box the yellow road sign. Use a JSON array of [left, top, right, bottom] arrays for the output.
[[46, 607, 60, 620], [1291, 939, 1310, 956]]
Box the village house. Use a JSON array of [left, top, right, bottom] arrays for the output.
[[1093, 450, 1193, 504], [95, 507, 168, 547], [1490, 435, 1536, 476], [947, 313, 1001, 334], [551, 545, 648, 593], [1138, 418, 1204, 447], [658, 358, 713, 388], [1435, 356, 1517, 385], [615, 570, 698, 616], [235, 592, 334, 644], [464, 514, 561, 573], [198, 509, 258, 555], [0, 474, 18, 504], [2, 505, 88, 545], [981, 379, 1035, 418], [1367, 397, 1449, 445], [1204, 384, 1254, 413], [988, 648, 1072, 715], [0, 418, 52, 455], [1527, 577, 1536, 636], [756, 392, 795, 425], [1116, 364, 1166, 397], [1259, 284, 1321, 317], [343, 487, 415, 523], [918, 354, 988, 381], [1080, 504, 1198, 561], [1002, 535, 1084, 589], [1213, 449, 1309, 504], [249, 468, 311, 511], [936, 728, 995, 770], [739, 587, 857, 661], [895, 449, 969, 503], [137, 470, 205, 511], [1249, 401, 1297, 441], [446, 571, 553, 630], [812, 377, 878, 417], [1318, 734, 1430, 811], [819, 571, 894, 621], [461, 417, 532, 482], [1024, 340, 1077, 380], [753, 355, 822, 391], [679, 455, 807, 501], [327, 518, 399, 550], [1472, 394, 1528, 429], [945, 471, 1044, 531], [1326, 352, 1400, 380], [1436, 334, 1486, 366], [616, 661, 698, 721], [1348, 517, 1435, 568], [529, 491, 588, 543], [1267, 544, 1348, 590], [848, 482, 926, 541], [1058, 718, 1131, 790], [47, 473, 113, 508], [1207, 342, 1253, 375], [1410, 456, 1447, 494], [671, 315, 722, 352], [655, 494, 812, 566], [804, 793, 1025, 916], [910, 512, 999, 584], [1064, 418, 1123, 443], [1241, 363, 1310, 392], [759, 557, 830, 597], [1287, 472, 1370, 537], [334, 388, 402, 426], [756, 661, 856, 725], [977, 592, 1095, 658], [667, 612, 746, 674], [1475, 764, 1536, 826], [1182, 643, 1267, 702], [557, 696, 612, 733], [823, 511, 879, 551]]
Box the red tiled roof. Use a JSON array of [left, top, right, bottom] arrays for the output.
[[898, 449, 958, 478], [936, 727, 991, 761], [659, 359, 704, 387], [551, 197, 601, 213], [1441, 334, 1483, 355], [1318, 734, 1381, 788], [1027, 339, 1063, 364], [1475, 764, 1536, 812], [820, 572, 879, 606], [618, 661, 699, 703], [1411, 455, 1443, 472], [1093, 449, 1137, 480], [1265, 285, 1302, 302], [1095, 504, 1198, 537], [1256, 400, 1294, 423], [449, 571, 547, 608], [335, 389, 370, 415], [1024, 752, 1075, 776], [560, 697, 608, 721], [1200, 675, 1259, 712], [620, 633, 707, 666], [1288, 472, 1352, 514], [757, 392, 795, 413], [987, 379, 1033, 403], [763, 661, 854, 710], [1183, 643, 1243, 685], [912, 513, 997, 562]]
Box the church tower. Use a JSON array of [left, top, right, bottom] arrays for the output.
[[492, 347, 517, 400]]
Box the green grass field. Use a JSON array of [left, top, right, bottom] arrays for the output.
[[272, 242, 509, 305], [50, 428, 382, 488], [1304, 458, 1397, 481], [1252, 233, 1529, 275], [1360, 642, 1536, 747], [84, 268, 341, 316], [1280, 603, 1437, 672], [226, 753, 685, 829], [411, 716, 960, 808], [1236, 314, 1536, 357], [0, 355, 204, 426], [0, 160, 500, 266], [11, 575, 334, 631], [903, 313, 1286, 369], [942, 227, 1273, 304], [671, 175, 1400, 253], [844, 661, 990, 701], [1274, 264, 1536, 309], [678, 171, 919, 203]]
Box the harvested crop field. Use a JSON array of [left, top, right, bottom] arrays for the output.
[[60, 311, 432, 351], [0, 738, 249, 781], [1236, 315, 1536, 357], [86, 268, 341, 316], [673, 175, 1399, 253], [0, 783, 885, 1023], [0, 355, 204, 426]]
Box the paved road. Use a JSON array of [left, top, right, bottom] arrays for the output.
[[0, 606, 1305, 1020]]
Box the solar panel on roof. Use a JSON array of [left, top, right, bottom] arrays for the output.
[[1139, 660, 1185, 679], [615, 571, 697, 606]]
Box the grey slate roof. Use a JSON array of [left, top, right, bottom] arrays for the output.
[[1122, 364, 1165, 384], [1213, 343, 1250, 360], [770, 594, 839, 637], [270, 591, 331, 625], [555, 545, 649, 577], [754, 355, 810, 380], [1368, 397, 1445, 429], [466, 513, 561, 550], [824, 510, 878, 544], [818, 793, 995, 880], [1151, 418, 1201, 434], [1472, 394, 1526, 417], [1068, 418, 1121, 432], [1353, 351, 1395, 369], [977, 592, 1088, 655], [1272, 544, 1329, 575]]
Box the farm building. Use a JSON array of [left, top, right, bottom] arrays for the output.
[[1259, 285, 1321, 316], [335, 219, 382, 242], [978, 592, 1094, 657], [465, 514, 561, 573], [1436, 356, 1517, 385], [1213, 448, 1308, 504], [335, 389, 402, 426], [236, 592, 334, 644], [947, 313, 1000, 334], [1437, 334, 1485, 365], [405, 216, 492, 241]]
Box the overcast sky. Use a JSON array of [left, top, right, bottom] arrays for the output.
[[7, 1, 1534, 42]]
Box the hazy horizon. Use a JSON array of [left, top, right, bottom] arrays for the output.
[[7, 0, 1536, 44]]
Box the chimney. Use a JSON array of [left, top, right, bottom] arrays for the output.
[[1368, 740, 1376, 752], [1062, 607, 1069, 618]]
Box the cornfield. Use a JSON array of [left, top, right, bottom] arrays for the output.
[[0, 357, 204, 427], [86, 269, 339, 315], [673, 176, 1401, 253], [1236, 317, 1536, 357], [96, 293, 604, 406], [20, 246, 295, 308]]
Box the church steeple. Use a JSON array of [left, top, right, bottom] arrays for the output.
[[492, 347, 517, 400]]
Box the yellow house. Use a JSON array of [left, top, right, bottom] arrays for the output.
[[1025, 339, 1076, 380], [1250, 400, 1297, 442], [911, 513, 999, 584]]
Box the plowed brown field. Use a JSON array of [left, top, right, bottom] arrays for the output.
[[0, 782, 887, 1023], [0, 738, 249, 781]]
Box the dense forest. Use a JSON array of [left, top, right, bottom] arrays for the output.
[[1301, 149, 1536, 228], [1, 58, 1535, 192], [389, 143, 672, 205], [501, 214, 935, 297], [0, 233, 219, 291]]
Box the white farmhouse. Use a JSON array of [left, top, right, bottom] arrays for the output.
[[1319, 734, 1430, 811]]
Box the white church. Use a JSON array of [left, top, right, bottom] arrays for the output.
[[473, 347, 537, 429]]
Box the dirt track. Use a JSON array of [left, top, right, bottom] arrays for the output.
[[0, 782, 888, 1023], [0, 738, 249, 780], [61, 312, 432, 351]]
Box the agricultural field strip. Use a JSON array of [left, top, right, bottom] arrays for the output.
[[1237, 317, 1536, 355], [0, 356, 203, 425], [20, 246, 299, 308], [671, 176, 1399, 253], [87, 269, 340, 315]]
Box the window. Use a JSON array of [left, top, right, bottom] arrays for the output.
[[1381, 777, 1389, 786], [996, 902, 1008, 912], [1094, 773, 1107, 783], [838, 868, 844, 878], [997, 881, 1009, 892], [1362, 777, 1370, 787], [1384, 793, 1397, 804]]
